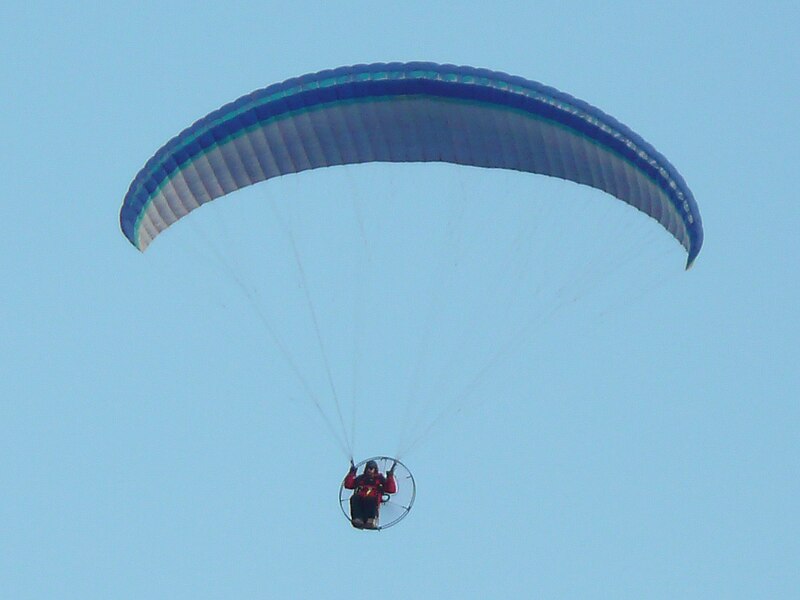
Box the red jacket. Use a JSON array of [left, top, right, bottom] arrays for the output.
[[344, 469, 397, 503]]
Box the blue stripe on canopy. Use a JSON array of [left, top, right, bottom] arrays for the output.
[[120, 62, 702, 267]]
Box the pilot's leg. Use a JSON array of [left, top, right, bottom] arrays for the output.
[[349, 496, 365, 528]]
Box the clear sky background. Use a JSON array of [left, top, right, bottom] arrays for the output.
[[2, 1, 798, 598]]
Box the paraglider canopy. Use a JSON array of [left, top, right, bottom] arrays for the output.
[[340, 457, 416, 530], [120, 61, 703, 268]]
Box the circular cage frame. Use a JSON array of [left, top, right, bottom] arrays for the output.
[[339, 456, 416, 531]]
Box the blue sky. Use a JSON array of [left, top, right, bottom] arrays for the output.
[[2, 1, 798, 598]]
